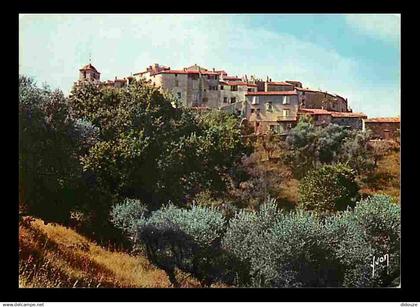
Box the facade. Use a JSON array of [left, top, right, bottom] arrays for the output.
[[296, 88, 349, 112], [245, 91, 299, 134], [299, 108, 367, 130], [364, 118, 400, 140]]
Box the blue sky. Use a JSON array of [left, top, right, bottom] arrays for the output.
[[19, 14, 400, 117]]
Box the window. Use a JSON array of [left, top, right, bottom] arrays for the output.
[[175, 80, 179, 87], [175, 74, 178, 77], [282, 96, 289, 105], [177, 92, 182, 99], [203, 97, 208, 102], [251, 96, 259, 105], [282, 109, 290, 117], [266, 101, 273, 112], [231, 97, 236, 104], [223, 97, 228, 103], [220, 85, 224, 90], [251, 109, 255, 113], [231, 85, 238, 91], [256, 108, 261, 114]]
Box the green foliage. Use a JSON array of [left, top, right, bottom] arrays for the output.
[[68, 81, 250, 207], [298, 164, 360, 214], [19, 75, 84, 223], [284, 118, 373, 178], [223, 199, 342, 287], [221, 198, 283, 285], [109, 199, 148, 238], [325, 195, 400, 287], [223, 196, 399, 287], [133, 204, 232, 287]]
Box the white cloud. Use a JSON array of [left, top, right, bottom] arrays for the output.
[[344, 14, 400, 45]]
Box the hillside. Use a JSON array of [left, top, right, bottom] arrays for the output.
[[360, 150, 400, 203], [19, 216, 201, 288]]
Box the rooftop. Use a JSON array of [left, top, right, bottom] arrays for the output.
[[365, 117, 400, 123], [267, 81, 293, 86], [80, 64, 100, 73], [245, 91, 297, 96]]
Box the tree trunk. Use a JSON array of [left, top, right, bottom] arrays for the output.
[[167, 270, 179, 288]]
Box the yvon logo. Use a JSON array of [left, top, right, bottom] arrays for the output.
[[370, 253, 389, 278]]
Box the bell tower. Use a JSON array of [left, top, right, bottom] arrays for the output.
[[79, 63, 101, 83]]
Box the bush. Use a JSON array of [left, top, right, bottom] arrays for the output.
[[224, 195, 399, 288], [223, 199, 342, 287], [325, 195, 400, 287], [298, 163, 360, 214], [222, 198, 283, 286], [109, 199, 148, 239], [133, 205, 231, 287]]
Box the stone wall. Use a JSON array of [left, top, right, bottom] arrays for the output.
[[365, 121, 400, 140]]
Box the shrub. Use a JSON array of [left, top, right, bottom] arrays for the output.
[[298, 163, 360, 214], [223, 199, 343, 287], [134, 204, 230, 287], [325, 195, 400, 287], [109, 199, 148, 239], [222, 198, 283, 286]]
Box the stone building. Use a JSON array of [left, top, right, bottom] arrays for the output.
[[133, 64, 221, 108], [364, 117, 400, 140], [245, 91, 299, 134], [265, 81, 295, 92], [77, 62, 372, 135], [299, 108, 367, 130], [79, 64, 101, 83], [296, 87, 349, 112]]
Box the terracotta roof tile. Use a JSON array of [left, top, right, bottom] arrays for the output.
[[80, 64, 99, 72], [226, 81, 257, 87], [299, 108, 332, 115], [364, 117, 400, 123], [267, 81, 293, 86], [158, 70, 220, 75], [331, 112, 367, 118], [246, 91, 297, 96]]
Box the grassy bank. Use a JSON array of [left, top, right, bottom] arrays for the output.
[[19, 216, 201, 288]]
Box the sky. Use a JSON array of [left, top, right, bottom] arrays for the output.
[[19, 14, 400, 118]]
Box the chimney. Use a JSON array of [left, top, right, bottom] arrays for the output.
[[212, 68, 215, 72]]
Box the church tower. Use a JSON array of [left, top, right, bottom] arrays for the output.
[[79, 63, 101, 83]]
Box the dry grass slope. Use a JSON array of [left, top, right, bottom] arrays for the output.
[[360, 150, 400, 203], [19, 216, 201, 288]]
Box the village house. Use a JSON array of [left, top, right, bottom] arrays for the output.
[[364, 117, 400, 140], [245, 91, 299, 135], [299, 108, 367, 130], [76, 62, 378, 135]]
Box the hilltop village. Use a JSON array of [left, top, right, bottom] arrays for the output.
[[78, 63, 400, 139]]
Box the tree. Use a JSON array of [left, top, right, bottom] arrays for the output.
[[284, 117, 373, 178], [68, 80, 250, 209], [298, 164, 360, 214], [367, 140, 393, 168], [19, 75, 83, 223]]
